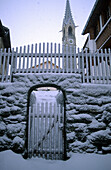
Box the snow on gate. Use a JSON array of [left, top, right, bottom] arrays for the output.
[[28, 88, 66, 160]]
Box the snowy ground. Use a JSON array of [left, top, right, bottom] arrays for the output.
[[0, 150, 111, 170]]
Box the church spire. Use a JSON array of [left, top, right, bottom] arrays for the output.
[[62, 0, 76, 49], [63, 0, 75, 27]]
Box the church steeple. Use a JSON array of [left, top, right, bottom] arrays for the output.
[[62, 0, 76, 51], [63, 0, 75, 27]]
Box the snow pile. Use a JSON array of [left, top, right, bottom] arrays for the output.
[[0, 150, 111, 170]]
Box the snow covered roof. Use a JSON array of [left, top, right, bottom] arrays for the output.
[[63, 0, 75, 27]]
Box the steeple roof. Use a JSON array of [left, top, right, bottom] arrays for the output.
[[63, 0, 75, 27]]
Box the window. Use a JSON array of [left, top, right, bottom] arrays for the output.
[[68, 26, 72, 36]]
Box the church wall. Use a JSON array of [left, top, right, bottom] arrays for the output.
[[0, 73, 111, 156]]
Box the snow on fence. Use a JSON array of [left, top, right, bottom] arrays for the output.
[[0, 43, 111, 84]]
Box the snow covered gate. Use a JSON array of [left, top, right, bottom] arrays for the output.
[[28, 102, 65, 160]]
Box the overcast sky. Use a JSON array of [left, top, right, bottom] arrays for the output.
[[1, 0, 95, 49]]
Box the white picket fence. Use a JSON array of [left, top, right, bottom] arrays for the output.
[[0, 43, 111, 84]]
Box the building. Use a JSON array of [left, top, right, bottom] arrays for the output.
[[0, 20, 11, 50], [62, 0, 76, 52], [82, 0, 111, 52]]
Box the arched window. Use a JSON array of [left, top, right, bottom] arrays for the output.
[[68, 26, 72, 36]]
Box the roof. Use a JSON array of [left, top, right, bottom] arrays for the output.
[[32, 61, 59, 69], [0, 20, 11, 49], [63, 0, 75, 27], [82, 0, 106, 35]]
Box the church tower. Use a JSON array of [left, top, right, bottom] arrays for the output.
[[62, 0, 76, 52]]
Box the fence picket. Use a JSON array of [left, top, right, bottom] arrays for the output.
[[18, 47, 22, 73], [5, 48, 10, 82], [46, 43, 49, 73], [58, 44, 60, 73], [105, 49, 109, 83], [50, 43, 53, 73], [101, 49, 105, 83], [43, 43, 45, 73], [109, 48, 111, 78], [62, 45, 65, 73], [78, 48, 80, 73], [30, 44, 34, 73], [94, 52, 97, 83], [54, 43, 57, 73], [82, 49, 85, 83], [2, 49, 6, 82], [38, 43, 41, 73], [34, 44, 37, 73], [86, 49, 89, 83], [26, 45, 29, 73], [22, 46, 26, 73], [10, 48, 14, 82], [0, 44, 111, 84]]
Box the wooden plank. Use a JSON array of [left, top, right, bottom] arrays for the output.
[[34, 44, 37, 73], [41, 102, 44, 157], [49, 102, 52, 159], [22, 46, 26, 73], [43, 43, 45, 73], [58, 44, 60, 73], [109, 48, 111, 78], [54, 43, 57, 73], [89, 52, 93, 83], [38, 43, 41, 73], [14, 47, 18, 73], [78, 48, 80, 73], [97, 50, 101, 83], [74, 47, 76, 73], [105, 49, 109, 84], [82, 49, 85, 83], [18, 47, 22, 73], [2, 49, 6, 82], [10, 48, 14, 82], [32, 104, 35, 156], [26, 45, 30, 73], [37, 103, 40, 157], [101, 49, 105, 83], [28, 106, 31, 157], [30, 44, 34, 73], [50, 43, 53, 73], [62, 45, 65, 73], [58, 104, 61, 159], [70, 46, 72, 73], [45, 102, 48, 159], [6, 48, 10, 82], [53, 102, 57, 159], [66, 45, 68, 73], [85, 49, 89, 83], [46, 43, 49, 73], [93, 52, 97, 83]]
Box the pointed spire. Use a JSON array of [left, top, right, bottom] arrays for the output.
[[63, 0, 75, 27]]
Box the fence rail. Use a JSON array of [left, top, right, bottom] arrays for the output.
[[0, 43, 111, 84]]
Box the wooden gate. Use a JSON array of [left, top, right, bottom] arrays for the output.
[[28, 102, 66, 160]]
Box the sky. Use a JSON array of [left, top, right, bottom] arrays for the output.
[[0, 0, 96, 49]]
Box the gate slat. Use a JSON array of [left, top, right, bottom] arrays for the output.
[[41, 102, 44, 157], [45, 102, 48, 158], [28, 106, 31, 157]]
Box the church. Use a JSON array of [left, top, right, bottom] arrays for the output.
[[62, 0, 76, 52]]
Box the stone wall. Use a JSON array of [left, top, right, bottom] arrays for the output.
[[0, 73, 111, 156]]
